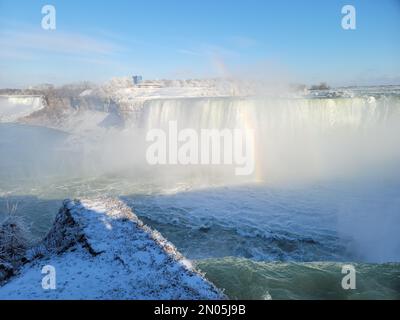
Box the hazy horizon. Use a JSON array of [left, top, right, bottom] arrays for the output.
[[2, 78, 400, 91]]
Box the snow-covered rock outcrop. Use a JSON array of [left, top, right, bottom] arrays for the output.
[[0, 198, 225, 299]]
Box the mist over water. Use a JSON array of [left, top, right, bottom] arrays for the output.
[[140, 96, 400, 183], [116, 96, 400, 263], [1, 93, 400, 280]]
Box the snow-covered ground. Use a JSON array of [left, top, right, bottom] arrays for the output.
[[0, 198, 225, 299], [86, 77, 257, 113]]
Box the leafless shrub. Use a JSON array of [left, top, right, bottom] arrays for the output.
[[0, 201, 31, 265]]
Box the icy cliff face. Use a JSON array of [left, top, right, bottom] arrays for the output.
[[0, 83, 123, 132], [0, 198, 225, 299], [0, 77, 255, 131]]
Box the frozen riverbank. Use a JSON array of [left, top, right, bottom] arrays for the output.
[[0, 198, 225, 299]]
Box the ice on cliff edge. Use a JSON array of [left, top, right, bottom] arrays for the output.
[[0, 198, 225, 299]]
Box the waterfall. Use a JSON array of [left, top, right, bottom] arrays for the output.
[[142, 96, 399, 130], [136, 96, 400, 183], [0, 95, 45, 122]]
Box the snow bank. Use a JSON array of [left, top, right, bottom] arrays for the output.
[[93, 77, 256, 113], [0, 198, 225, 299]]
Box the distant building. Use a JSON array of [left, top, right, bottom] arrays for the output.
[[132, 75, 143, 85]]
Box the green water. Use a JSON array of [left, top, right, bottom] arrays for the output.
[[196, 257, 400, 300]]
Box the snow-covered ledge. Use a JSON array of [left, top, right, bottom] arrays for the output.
[[0, 198, 225, 299]]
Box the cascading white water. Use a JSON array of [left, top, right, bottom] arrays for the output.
[[144, 97, 395, 130], [0, 95, 45, 122], [139, 96, 400, 184]]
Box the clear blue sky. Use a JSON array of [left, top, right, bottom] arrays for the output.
[[0, 0, 399, 87]]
